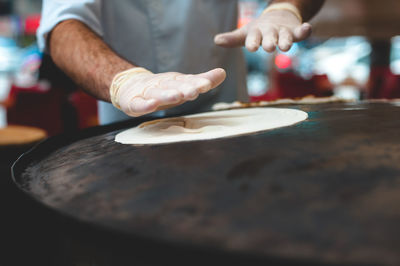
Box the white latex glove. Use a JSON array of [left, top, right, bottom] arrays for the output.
[[214, 4, 312, 53], [110, 67, 226, 117]]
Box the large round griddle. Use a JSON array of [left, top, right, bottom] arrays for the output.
[[13, 102, 400, 266]]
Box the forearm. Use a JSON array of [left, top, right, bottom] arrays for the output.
[[49, 19, 135, 102], [269, 0, 325, 21]]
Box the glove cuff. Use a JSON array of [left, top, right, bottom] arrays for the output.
[[110, 67, 153, 110], [262, 3, 302, 23]]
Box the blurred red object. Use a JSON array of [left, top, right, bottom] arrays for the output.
[[251, 72, 333, 102], [367, 66, 400, 99], [275, 54, 292, 69], [24, 14, 41, 35], [6, 83, 64, 136], [6, 83, 98, 136], [69, 91, 99, 129]]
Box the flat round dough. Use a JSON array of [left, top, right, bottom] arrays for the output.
[[115, 108, 308, 145]]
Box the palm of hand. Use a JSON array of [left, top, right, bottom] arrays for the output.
[[118, 69, 226, 117]]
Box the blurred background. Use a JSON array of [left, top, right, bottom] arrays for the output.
[[1, 0, 400, 137]]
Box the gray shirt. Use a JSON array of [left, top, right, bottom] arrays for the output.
[[38, 0, 247, 124]]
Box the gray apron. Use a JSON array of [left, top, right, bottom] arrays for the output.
[[38, 0, 248, 124]]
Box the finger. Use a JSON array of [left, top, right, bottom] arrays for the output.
[[179, 84, 200, 101], [294, 23, 312, 42], [278, 27, 293, 52], [261, 28, 278, 53], [126, 97, 158, 117], [179, 76, 212, 94], [245, 28, 262, 52], [214, 28, 247, 48], [163, 80, 200, 100], [195, 68, 226, 89], [143, 86, 184, 104]]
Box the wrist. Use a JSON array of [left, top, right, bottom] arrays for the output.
[[262, 3, 302, 23], [110, 67, 153, 109]]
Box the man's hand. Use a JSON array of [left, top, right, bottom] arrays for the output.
[[214, 7, 312, 53], [111, 68, 226, 117], [49, 20, 226, 117]]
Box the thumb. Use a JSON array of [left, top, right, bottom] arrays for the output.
[[124, 97, 158, 117], [214, 28, 247, 48], [196, 68, 226, 88]]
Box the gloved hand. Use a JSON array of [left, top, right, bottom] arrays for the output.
[[110, 67, 226, 117], [214, 3, 312, 53]]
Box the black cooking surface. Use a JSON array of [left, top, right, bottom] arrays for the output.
[[13, 102, 400, 266]]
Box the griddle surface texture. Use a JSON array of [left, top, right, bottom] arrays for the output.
[[14, 102, 400, 266]]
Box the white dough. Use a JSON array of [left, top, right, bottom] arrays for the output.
[[115, 108, 308, 145]]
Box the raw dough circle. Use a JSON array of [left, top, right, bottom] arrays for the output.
[[115, 108, 308, 145]]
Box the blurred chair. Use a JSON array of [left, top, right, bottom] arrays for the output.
[[251, 71, 332, 102], [6, 54, 98, 136]]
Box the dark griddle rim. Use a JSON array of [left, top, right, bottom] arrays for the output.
[[10, 105, 370, 266]]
